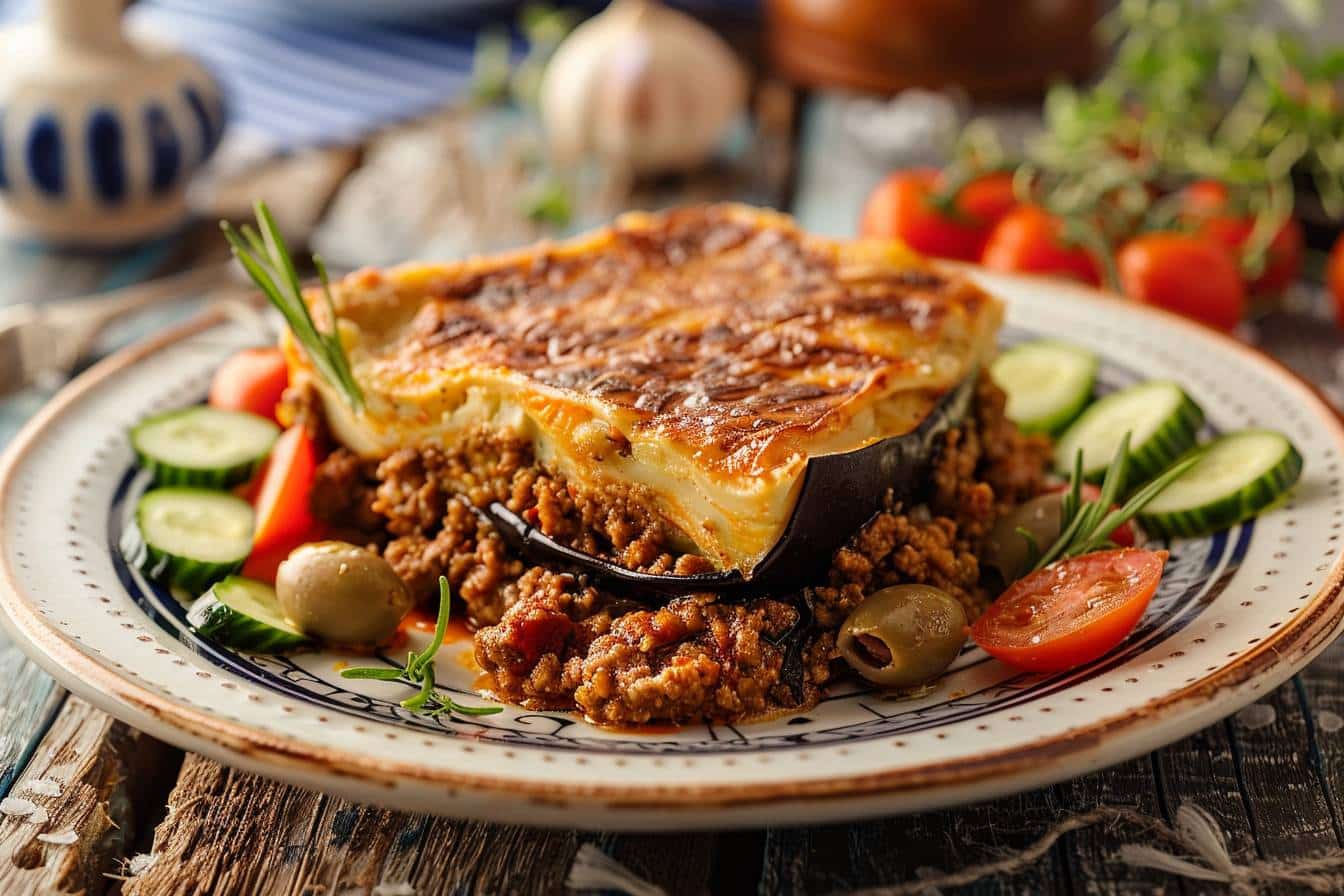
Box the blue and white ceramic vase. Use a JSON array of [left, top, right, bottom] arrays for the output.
[[0, 0, 226, 246]]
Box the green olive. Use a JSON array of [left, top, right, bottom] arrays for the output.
[[837, 584, 967, 689], [982, 493, 1065, 583], [276, 541, 413, 646]]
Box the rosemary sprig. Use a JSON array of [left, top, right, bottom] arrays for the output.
[[1027, 432, 1200, 574], [220, 201, 364, 413], [340, 577, 502, 717]]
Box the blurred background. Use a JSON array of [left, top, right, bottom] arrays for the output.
[[1, 0, 1343, 357]]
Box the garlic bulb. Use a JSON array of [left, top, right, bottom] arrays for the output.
[[539, 0, 747, 175]]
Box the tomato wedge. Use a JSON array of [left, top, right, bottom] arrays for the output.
[[242, 526, 325, 584], [209, 348, 289, 423], [250, 426, 319, 553], [972, 548, 1168, 673]]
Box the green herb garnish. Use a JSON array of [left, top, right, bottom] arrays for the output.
[[521, 176, 574, 228], [221, 202, 364, 413], [1028, 432, 1200, 573], [340, 577, 502, 717]]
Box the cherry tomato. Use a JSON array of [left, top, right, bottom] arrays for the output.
[[860, 169, 1018, 261], [1047, 483, 1136, 547], [980, 206, 1102, 286], [1329, 233, 1344, 328], [972, 548, 1168, 673], [208, 348, 289, 423], [1117, 232, 1246, 331], [232, 469, 265, 505], [957, 171, 1019, 235], [250, 426, 319, 553], [1182, 180, 1304, 296]]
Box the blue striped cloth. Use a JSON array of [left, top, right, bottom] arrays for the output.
[[1, 0, 758, 160]]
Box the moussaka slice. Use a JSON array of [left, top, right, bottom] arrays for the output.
[[285, 205, 1002, 578]]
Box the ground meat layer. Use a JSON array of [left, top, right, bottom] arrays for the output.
[[811, 375, 1051, 629], [308, 374, 1050, 726], [311, 427, 712, 626]]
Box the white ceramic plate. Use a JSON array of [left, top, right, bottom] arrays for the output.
[[2, 270, 1343, 831]]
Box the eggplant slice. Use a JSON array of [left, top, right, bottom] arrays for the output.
[[474, 374, 977, 598]]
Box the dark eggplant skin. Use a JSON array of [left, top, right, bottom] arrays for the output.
[[474, 373, 977, 599], [475, 502, 750, 596], [746, 372, 976, 590]]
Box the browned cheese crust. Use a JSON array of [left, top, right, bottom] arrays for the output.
[[314, 205, 998, 475]]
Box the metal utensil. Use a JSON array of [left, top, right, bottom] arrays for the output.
[[0, 263, 251, 396]]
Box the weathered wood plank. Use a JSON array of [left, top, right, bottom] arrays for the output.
[[918, 795, 1071, 896], [1297, 640, 1344, 825], [760, 749, 1270, 896], [756, 716, 1339, 896], [1288, 638, 1344, 896], [1153, 721, 1259, 876], [759, 789, 1073, 895], [1226, 677, 1341, 873], [124, 756, 369, 896], [0, 696, 178, 895], [0, 638, 63, 797], [124, 755, 718, 896], [604, 832, 717, 896], [1050, 757, 1176, 896], [404, 818, 582, 895]]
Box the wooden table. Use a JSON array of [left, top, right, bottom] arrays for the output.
[[3, 93, 1344, 895]]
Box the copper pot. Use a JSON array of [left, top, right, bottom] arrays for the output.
[[766, 0, 1099, 100]]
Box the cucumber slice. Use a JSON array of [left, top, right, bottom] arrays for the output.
[[132, 488, 255, 593], [1054, 381, 1205, 485], [131, 406, 280, 488], [1138, 430, 1303, 539], [188, 576, 310, 652], [991, 340, 1098, 434]]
